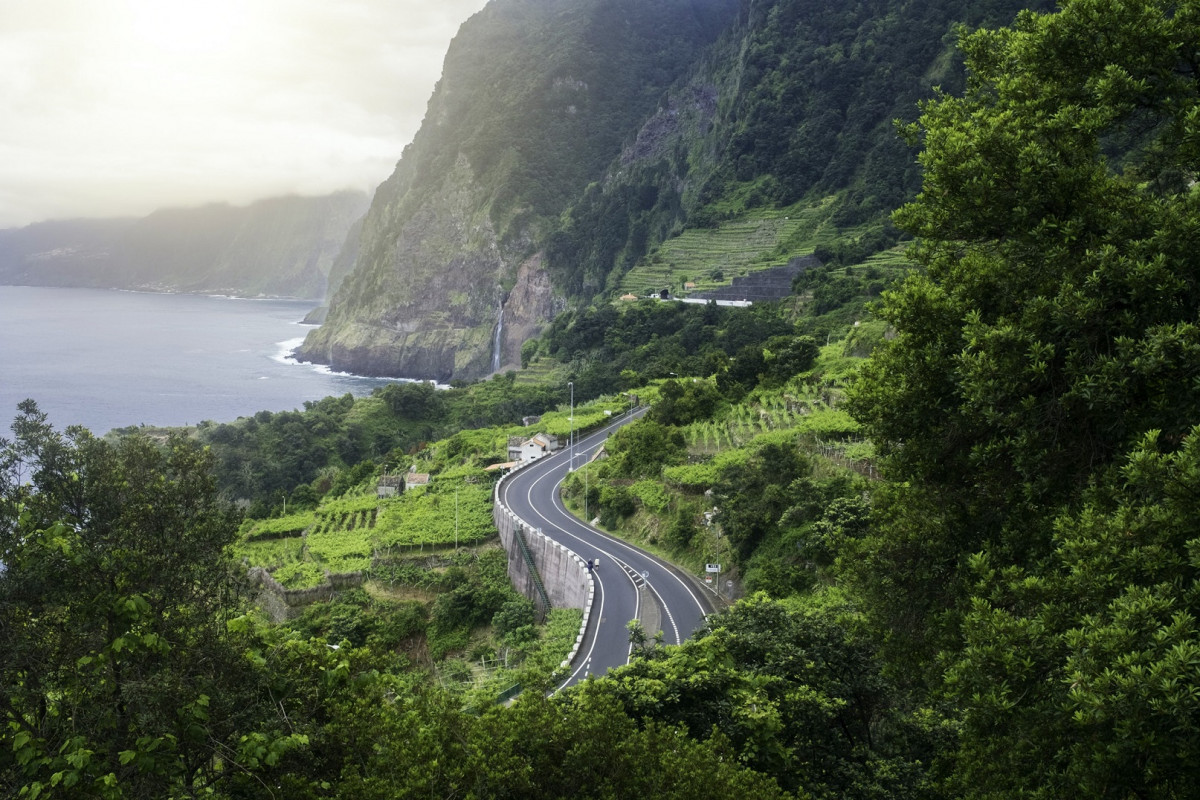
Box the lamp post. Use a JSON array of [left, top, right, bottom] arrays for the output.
[[568, 380, 574, 472]]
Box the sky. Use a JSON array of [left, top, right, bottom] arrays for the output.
[[0, 0, 490, 229]]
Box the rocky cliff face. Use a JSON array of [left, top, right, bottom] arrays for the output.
[[498, 254, 558, 372], [300, 155, 564, 381], [301, 156, 512, 380], [296, 0, 739, 381]]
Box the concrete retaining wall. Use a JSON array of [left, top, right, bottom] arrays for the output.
[[493, 460, 595, 672]]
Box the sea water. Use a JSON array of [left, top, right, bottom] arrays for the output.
[[0, 285, 401, 435]]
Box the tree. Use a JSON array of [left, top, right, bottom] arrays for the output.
[[585, 593, 946, 799], [844, 1, 1200, 795], [848, 0, 1200, 663], [713, 438, 810, 557], [606, 419, 686, 478], [763, 334, 819, 384], [945, 431, 1200, 798], [0, 402, 276, 797], [649, 377, 723, 426], [717, 344, 767, 398]]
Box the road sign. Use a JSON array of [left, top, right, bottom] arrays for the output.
[[705, 563, 721, 573]]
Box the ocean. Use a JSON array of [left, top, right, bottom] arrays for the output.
[[0, 285, 401, 435]]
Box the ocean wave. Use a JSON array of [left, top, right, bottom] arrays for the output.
[[272, 337, 308, 366], [273, 338, 448, 387]]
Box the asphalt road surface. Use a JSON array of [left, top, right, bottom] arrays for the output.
[[497, 408, 714, 690]]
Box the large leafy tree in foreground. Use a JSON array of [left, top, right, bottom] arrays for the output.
[[847, 0, 1200, 795], [0, 402, 272, 798], [585, 593, 947, 800]]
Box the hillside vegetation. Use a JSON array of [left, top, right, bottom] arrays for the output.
[[4, 1, 1199, 798], [305, 0, 1048, 380]]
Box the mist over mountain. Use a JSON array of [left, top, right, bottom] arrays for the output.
[[0, 191, 369, 299], [299, 0, 739, 380]]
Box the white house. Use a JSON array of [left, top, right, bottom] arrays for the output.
[[508, 432, 562, 463]]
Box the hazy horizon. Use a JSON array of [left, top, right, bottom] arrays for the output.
[[0, 0, 489, 230]]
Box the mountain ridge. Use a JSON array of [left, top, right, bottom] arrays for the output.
[[0, 191, 369, 299], [304, 0, 1048, 382], [296, 0, 741, 381]]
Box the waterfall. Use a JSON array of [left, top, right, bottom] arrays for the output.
[[491, 303, 504, 372]]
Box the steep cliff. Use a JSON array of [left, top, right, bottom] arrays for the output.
[[0, 191, 369, 299], [303, 0, 1050, 383], [546, 0, 1054, 298], [297, 0, 739, 381]]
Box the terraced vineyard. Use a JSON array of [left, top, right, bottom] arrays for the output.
[[618, 216, 805, 297], [616, 196, 902, 301], [305, 494, 381, 574], [235, 471, 503, 588], [512, 355, 567, 384], [617, 199, 847, 296], [232, 396, 638, 590]]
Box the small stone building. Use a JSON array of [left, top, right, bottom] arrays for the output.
[[376, 475, 404, 498]]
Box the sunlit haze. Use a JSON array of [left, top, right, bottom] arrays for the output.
[[0, 0, 489, 228]]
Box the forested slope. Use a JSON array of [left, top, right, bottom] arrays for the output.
[[4, 1, 1199, 798], [298, 0, 739, 380]]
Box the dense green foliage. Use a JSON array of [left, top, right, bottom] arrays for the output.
[[1, 404, 791, 797], [585, 592, 948, 799], [0, 402, 276, 797], [545, 0, 1047, 299], [200, 377, 560, 509], [845, 0, 1200, 794], [538, 299, 797, 397], [8, 1, 1200, 797]]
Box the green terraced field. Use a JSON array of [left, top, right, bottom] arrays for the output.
[[513, 356, 567, 385], [618, 215, 807, 297], [616, 198, 879, 299]]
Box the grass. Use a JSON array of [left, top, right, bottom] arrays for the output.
[[513, 356, 568, 385], [616, 196, 901, 299]]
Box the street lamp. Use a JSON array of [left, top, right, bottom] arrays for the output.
[[568, 381, 574, 471]]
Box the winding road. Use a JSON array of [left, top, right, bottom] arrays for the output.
[[497, 409, 714, 690]]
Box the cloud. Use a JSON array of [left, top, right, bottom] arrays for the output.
[[0, 0, 489, 228]]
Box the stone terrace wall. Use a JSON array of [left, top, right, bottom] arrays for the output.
[[689, 257, 815, 303], [248, 566, 365, 622]]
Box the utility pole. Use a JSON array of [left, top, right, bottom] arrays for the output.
[[568, 380, 574, 472]]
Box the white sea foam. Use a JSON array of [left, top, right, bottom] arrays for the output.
[[272, 337, 308, 365], [273, 337, 450, 388]]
